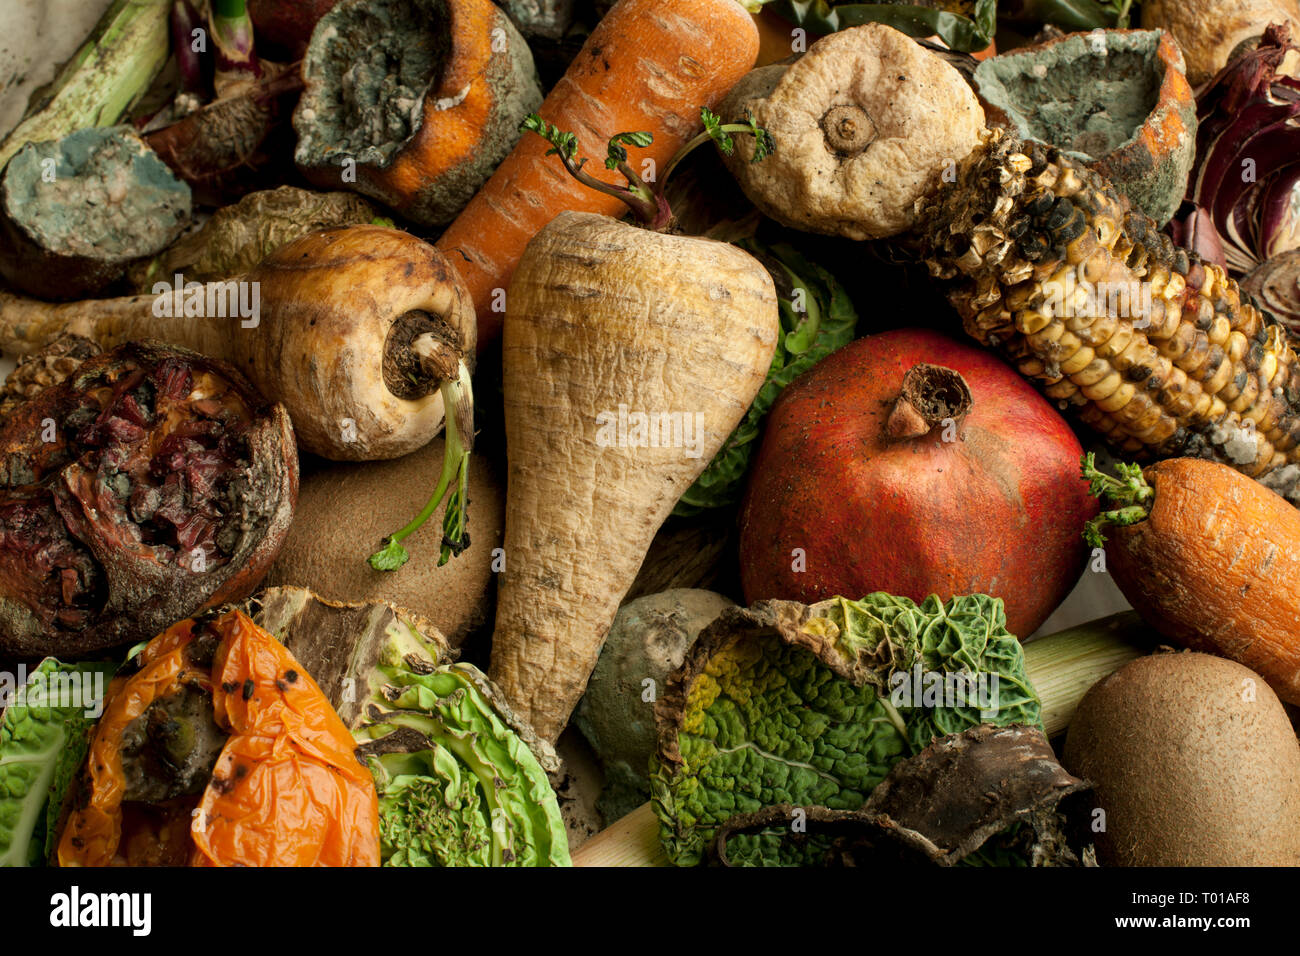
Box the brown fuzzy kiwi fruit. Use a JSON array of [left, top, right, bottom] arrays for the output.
[[1064, 651, 1300, 866], [264, 435, 502, 647]]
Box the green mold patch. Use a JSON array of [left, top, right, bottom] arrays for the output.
[[295, 0, 453, 166], [3, 125, 190, 261], [974, 31, 1165, 163]]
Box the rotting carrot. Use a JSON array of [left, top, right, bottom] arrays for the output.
[[1084, 454, 1300, 705], [434, 0, 759, 350]]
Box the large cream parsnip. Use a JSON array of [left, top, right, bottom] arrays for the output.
[[488, 211, 779, 743]]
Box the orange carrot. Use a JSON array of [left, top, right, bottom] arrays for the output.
[[435, 0, 759, 350]]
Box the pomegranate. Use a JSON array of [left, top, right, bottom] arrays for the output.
[[738, 328, 1096, 638]]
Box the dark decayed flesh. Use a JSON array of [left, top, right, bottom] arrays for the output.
[[0, 342, 296, 657]]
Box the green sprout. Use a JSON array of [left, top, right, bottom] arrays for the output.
[[1079, 452, 1155, 548], [370, 359, 474, 571], [519, 105, 774, 232]]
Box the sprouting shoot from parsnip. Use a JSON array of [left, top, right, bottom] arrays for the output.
[[520, 106, 774, 230], [369, 351, 474, 572]]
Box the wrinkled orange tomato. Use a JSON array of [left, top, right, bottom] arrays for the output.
[[58, 609, 379, 867]]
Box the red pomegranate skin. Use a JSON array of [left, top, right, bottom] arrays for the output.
[[738, 328, 1097, 638]]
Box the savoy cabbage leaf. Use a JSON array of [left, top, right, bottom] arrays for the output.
[[0, 659, 115, 867], [357, 660, 570, 867], [650, 592, 1041, 866]]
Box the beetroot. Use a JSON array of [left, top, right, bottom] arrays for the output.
[[0, 342, 297, 658], [738, 329, 1096, 639]]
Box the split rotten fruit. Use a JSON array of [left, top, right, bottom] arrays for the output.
[[57, 607, 379, 867], [0, 342, 297, 658], [738, 328, 1096, 639]]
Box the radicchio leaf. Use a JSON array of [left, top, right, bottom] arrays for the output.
[[1187, 22, 1300, 274]]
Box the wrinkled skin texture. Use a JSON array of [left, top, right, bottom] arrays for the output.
[[739, 329, 1096, 639], [488, 212, 779, 743], [650, 593, 1042, 866], [0, 343, 296, 658], [718, 23, 985, 240], [1141, 0, 1300, 86], [57, 609, 380, 867], [1106, 458, 1300, 703]]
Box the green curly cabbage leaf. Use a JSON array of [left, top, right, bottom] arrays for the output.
[[650, 593, 1041, 866], [673, 241, 858, 516], [0, 659, 115, 867], [356, 661, 570, 867]]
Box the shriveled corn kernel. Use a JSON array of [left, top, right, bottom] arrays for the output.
[[1080, 369, 1123, 401], [1148, 298, 1180, 341], [1072, 357, 1112, 386], [1159, 321, 1197, 361], [1190, 392, 1214, 421], [1112, 391, 1157, 427], [1176, 333, 1213, 376], [1028, 321, 1065, 349], [1202, 355, 1235, 395], [1095, 324, 1133, 358], [1044, 379, 1079, 400], [1257, 350, 1279, 386], [1228, 376, 1261, 414], [1200, 264, 1222, 299], [1096, 381, 1136, 413], [1130, 415, 1178, 444], [1015, 309, 1052, 335], [1153, 350, 1176, 380], [1060, 346, 1096, 376], [1114, 336, 1155, 373], [1207, 314, 1231, 346], [1225, 330, 1248, 364], [1147, 269, 1169, 298]]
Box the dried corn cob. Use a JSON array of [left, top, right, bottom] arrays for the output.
[[918, 129, 1300, 504]]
